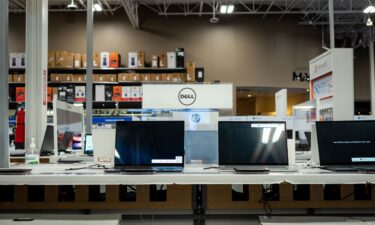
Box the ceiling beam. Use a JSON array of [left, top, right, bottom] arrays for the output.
[[121, 0, 139, 28]]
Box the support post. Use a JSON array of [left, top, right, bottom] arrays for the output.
[[370, 41, 375, 114], [25, 0, 49, 150], [86, 0, 94, 134], [329, 0, 335, 48], [0, 0, 9, 168]]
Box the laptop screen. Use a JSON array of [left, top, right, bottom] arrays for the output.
[[316, 121, 375, 165], [115, 121, 185, 167], [218, 121, 288, 165]]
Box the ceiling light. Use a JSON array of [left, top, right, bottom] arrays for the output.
[[93, 3, 103, 12], [247, 94, 252, 98], [220, 5, 227, 14], [364, 5, 375, 14], [67, 0, 78, 9], [367, 17, 374, 26], [227, 5, 234, 13]]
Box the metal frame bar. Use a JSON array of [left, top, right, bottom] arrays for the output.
[[0, 0, 9, 168], [86, 0, 94, 134], [370, 41, 375, 115]]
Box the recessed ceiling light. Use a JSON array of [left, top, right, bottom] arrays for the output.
[[247, 94, 252, 98], [227, 5, 234, 14], [220, 5, 227, 14], [364, 5, 375, 14], [93, 3, 103, 12]]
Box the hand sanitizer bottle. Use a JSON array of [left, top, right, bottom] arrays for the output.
[[9, 140, 15, 152], [25, 138, 39, 165]]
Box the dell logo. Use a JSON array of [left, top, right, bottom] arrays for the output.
[[178, 88, 196, 106]]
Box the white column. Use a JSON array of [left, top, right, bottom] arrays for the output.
[[25, 0, 48, 149], [370, 41, 375, 114], [0, 0, 9, 167]]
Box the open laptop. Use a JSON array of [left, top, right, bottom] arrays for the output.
[[218, 121, 296, 173], [40, 125, 55, 156], [58, 131, 74, 152], [316, 121, 375, 172], [114, 121, 185, 173]]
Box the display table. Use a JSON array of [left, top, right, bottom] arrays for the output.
[[1, 164, 375, 185], [259, 216, 375, 225]]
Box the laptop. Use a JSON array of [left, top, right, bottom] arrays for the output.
[[114, 121, 185, 173], [316, 121, 375, 172], [40, 125, 54, 156], [58, 131, 74, 152], [218, 121, 296, 173]]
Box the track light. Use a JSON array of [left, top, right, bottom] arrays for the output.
[[227, 5, 234, 13], [220, 4, 234, 14], [220, 5, 227, 14], [67, 0, 78, 9], [364, 5, 375, 14], [367, 17, 374, 26]]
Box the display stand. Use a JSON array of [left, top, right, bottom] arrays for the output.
[[309, 49, 354, 121]]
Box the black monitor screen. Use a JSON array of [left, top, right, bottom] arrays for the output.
[[316, 121, 375, 165], [219, 121, 288, 165], [115, 121, 185, 166]]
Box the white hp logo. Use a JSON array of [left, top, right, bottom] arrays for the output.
[[178, 88, 196, 106]]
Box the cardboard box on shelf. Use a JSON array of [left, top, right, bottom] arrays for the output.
[[13, 74, 25, 83], [75, 86, 86, 102], [100, 52, 110, 68], [48, 51, 56, 68], [95, 85, 105, 102], [48, 87, 53, 102], [151, 74, 162, 81], [72, 74, 86, 82], [18, 53, 26, 68], [112, 86, 122, 101], [121, 86, 131, 101], [50, 73, 62, 82], [108, 74, 117, 82], [109, 52, 120, 68], [9, 53, 18, 68], [8, 74, 13, 83], [186, 62, 196, 82], [81, 54, 87, 68], [93, 53, 100, 68], [151, 55, 159, 68], [93, 74, 107, 82], [130, 73, 141, 82], [74, 53, 81, 68], [118, 73, 131, 82], [105, 86, 113, 101], [66, 85, 75, 102], [55, 51, 66, 68], [176, 48, 185, 68], [65, 52, 74, 68], [142, 74, 151, 82], [53, 87, 58, 97], [167, 52, 176, 69], [159, 53, 167, 68], [128, 52, 138, 68], [15, 87, 25, 102], [137, 51, 145, 68], [162, 74, 173, 82], [65, 74, 74, 82], [130, 86, 141, 102], [172, 73, 186, 82]]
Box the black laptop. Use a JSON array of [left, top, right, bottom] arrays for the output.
[[218, 121, 295, 173], [40, 125, 55, 156], [114, 121, 185, 173], [316, 121, 375, 172]]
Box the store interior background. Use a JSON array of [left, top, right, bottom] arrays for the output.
[[8, 11, 372, 116]]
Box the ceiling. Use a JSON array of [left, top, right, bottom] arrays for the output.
[[8, 0, 375, 47]]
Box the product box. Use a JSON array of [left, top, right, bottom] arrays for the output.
[[130, 73, 141, 82], [72, 74, 86, 82], [95, 85, 105, 102], [167, 52, 176, 69], [74, 53, 81, 68], [112, 86, 122, 101], [48, 51, 55, 68], [176, 48, 185, 68], [18, 53, 26, 68], [66, 85, 75, 103], [172, 73, 186, 82], [186, 62, 196, 82], [93, 74, 107, 82], [81, 54, 87, 68], [75, 86, 86, 102], [105, 86, 113, 101], [108, 74, 117, 82], [48, 87, 53, 102], [93, 53, 100, 68], [151, 74, 162, 81], [50, 73, 62, 82], [159, 53, 167, 68], [65, 74, 74, 82], [128, 52, 138, 68], [55, 51, 66, 68], [118, 73, 130, 82], [15, 87, 25, 102], [151, 55, 159, 68], [162, 74, 173, 82], [100, 52, 110, 68], [109, 52, 120, 68], [8, 74, 13, 83], [142, 74, 151, 82], [9, 53, 18, 68], [121, 86, 131, 101], [130, 86, 141, 102], [195, 68, 204, 82], [139, 86, 143, 101], [13, 74, 25, 83], [58, 86, 67, 101], [65, 52, 74, 68], [137, 51, 145, 68]]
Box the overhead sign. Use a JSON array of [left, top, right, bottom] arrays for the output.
[[142, 83, 233, 109]]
